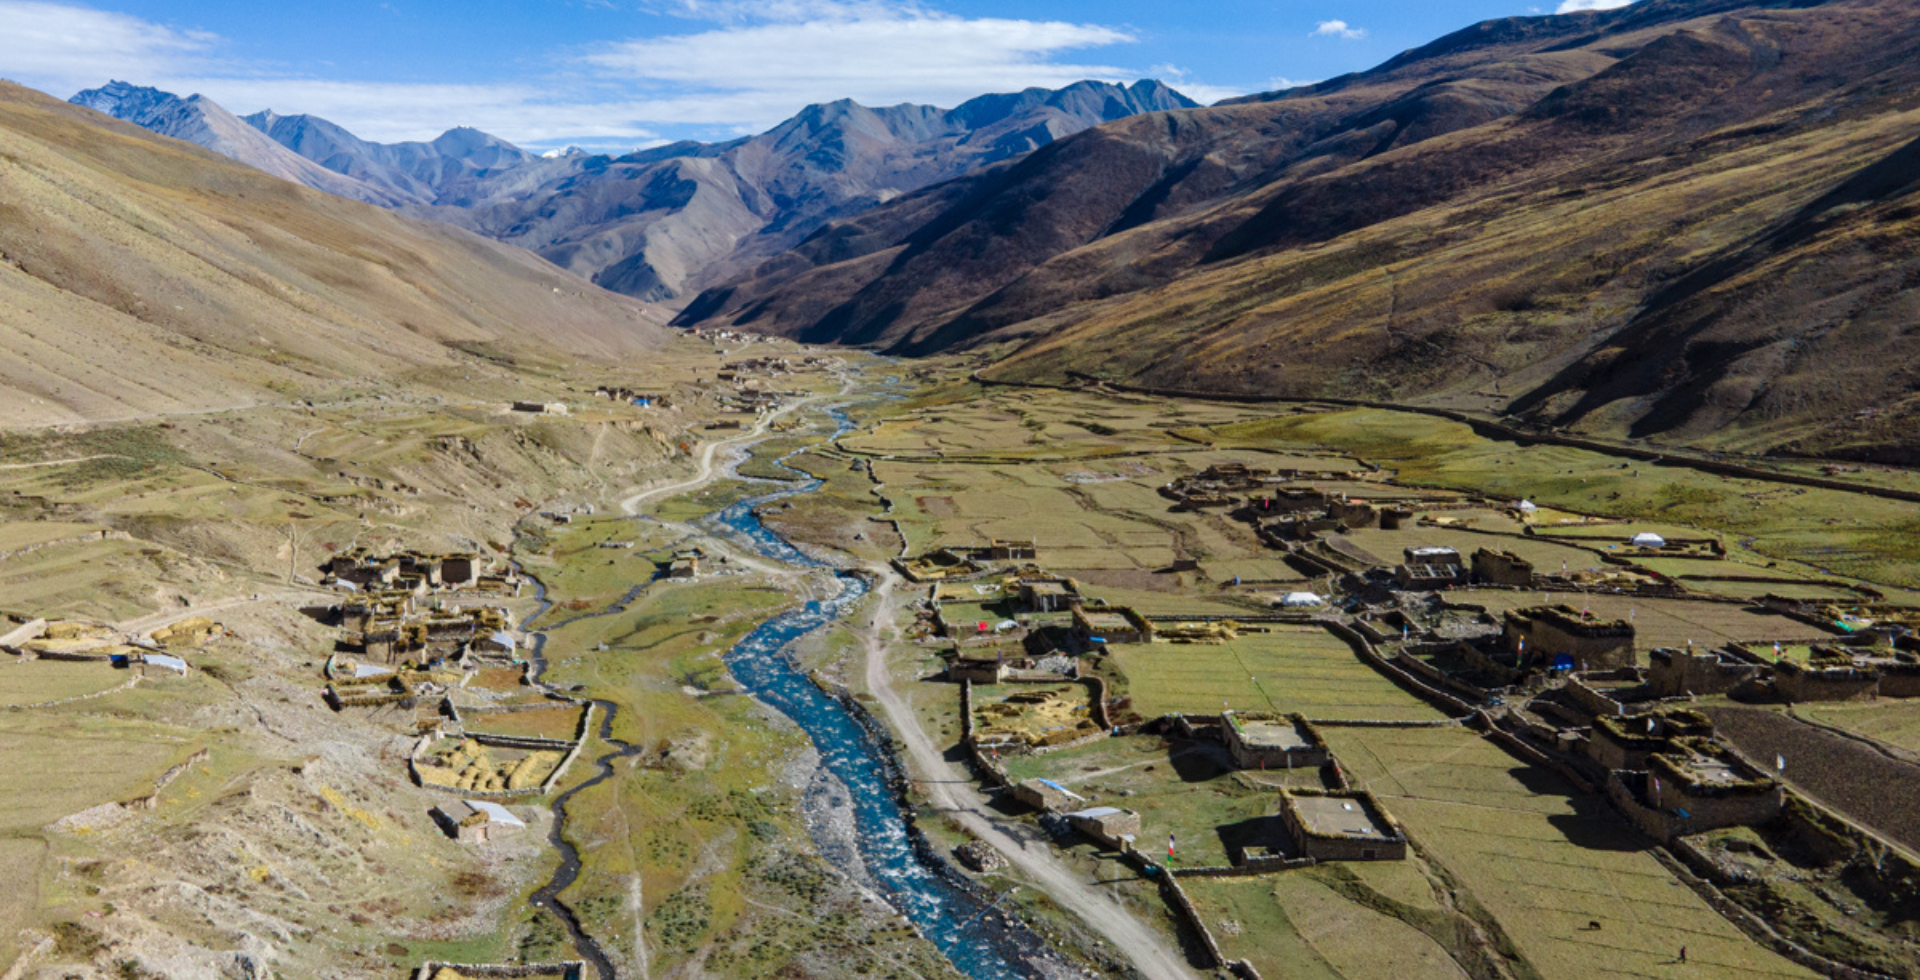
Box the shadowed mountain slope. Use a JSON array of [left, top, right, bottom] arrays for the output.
[[76, 79, 1193, 306], [411, 80, 1198, 302], [678, 0, 1920, 461], [0, 82, 665, 427]]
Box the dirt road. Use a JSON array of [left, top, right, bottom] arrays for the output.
[[858, 567, 1203, 980], [618, 395, 815, 516]]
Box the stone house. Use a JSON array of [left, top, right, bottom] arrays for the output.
[[1644, 741, 1783, 829], [1471, 549, 1536, 587], [1772, 658, 1880, 702], [1278, 790, 1408, 861], [1018, 577, 1080, 613], [1071, 606, 1154, 647], [1504, 605, 1636, 670], [1585, 711, 1715, 770], [1222, 713, 1329, 770], [1647, 647, 1764, 697], [988, 540, 1037, 561]]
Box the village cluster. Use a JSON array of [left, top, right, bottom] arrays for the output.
[[888, 460, 1920, 978], [317, 548, 592, 845]]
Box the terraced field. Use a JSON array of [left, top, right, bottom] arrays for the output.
[[1111, 627, 1447, 722], [1324, 726, 1817, 980]]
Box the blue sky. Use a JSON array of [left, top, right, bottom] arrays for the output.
[[2, 0, 1633, 152]]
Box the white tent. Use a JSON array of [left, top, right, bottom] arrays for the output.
[[1517, 500, 1538, 514], [1280, 592, 1325, 608], [1631, 532, 1667, 548]]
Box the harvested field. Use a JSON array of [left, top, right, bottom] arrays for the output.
[[0, 837, 42, 963], [969, 683, 1098, 749], [1452, 591, 1826, 649], [1324, 726, 1816, 980], [468, 666, 527, 692], [0, 721, 185, 833], [1186, 874, 1469, 980], [1111, 628, 1447, 722], [0, 659, 129, 706], [1702, 706, 1920, 856], [1794, 700, 1920, 759], [463, 705, 584, 742], [416, 738, 562, 793]]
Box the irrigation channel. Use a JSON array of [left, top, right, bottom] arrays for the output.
[[517, 404, 1056, 980]]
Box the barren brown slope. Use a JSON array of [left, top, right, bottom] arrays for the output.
[[0, 82, 666, 427], [682, 0, 1920, 460]]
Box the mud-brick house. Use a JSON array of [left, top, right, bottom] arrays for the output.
[[1278, 789, 1408, 861], [1071, 606, 1153, 647], [1504, 605, 1636, 670], [1644, 740, 1783, 829], [1586, 710, 1715, 770], [1647, 647, 1764, 697], [1017, 577, 1080, 613], [988, 539, 1037, 561], [1471, 549, 1536, 587], [1326, 499, 1380, 529], [1772, 657, 1881, 702], [1222, 713, 1329, 770]]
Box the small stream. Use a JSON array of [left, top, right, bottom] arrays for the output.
[[520, 405, 1048, 980]]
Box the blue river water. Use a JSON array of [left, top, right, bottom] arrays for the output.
[[701, 409, 1038, 980]]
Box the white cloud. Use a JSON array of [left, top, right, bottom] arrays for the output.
[[1311, 20, 1367, 40], [585, 2, 1137, 115], [0, 0, 1196, 149], [1555, 0, 1635, 11], [0, 0, 218, 93]]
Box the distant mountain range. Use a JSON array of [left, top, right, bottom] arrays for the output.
[[69, 79, 1195, 302], [675, 0, 1920, 462], [4, 81, 663, 427]]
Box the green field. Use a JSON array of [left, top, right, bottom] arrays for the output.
[[0, 660, 130, 707], [1111, 628, 1448, 722], [1324, 727, 1817, 980], [1184, 873, 1469, 980]]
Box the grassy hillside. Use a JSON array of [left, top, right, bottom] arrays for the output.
[[0, 81, 667, 428], [682, 0, 1920, 461]]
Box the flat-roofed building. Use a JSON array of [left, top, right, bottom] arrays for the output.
[[1222, 713, 1329, 770], [1279, 790, 1408, 861], [1071, 605, 1153, 647], [1018, 577, 1079, 613]]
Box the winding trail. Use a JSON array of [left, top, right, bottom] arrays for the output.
[[618, 395, 816, 516], [859, 565, 1204, 980]]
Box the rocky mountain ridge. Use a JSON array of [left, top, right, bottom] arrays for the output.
[[70, 79, 1195, 303], [676, 0, 1920, 462]]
